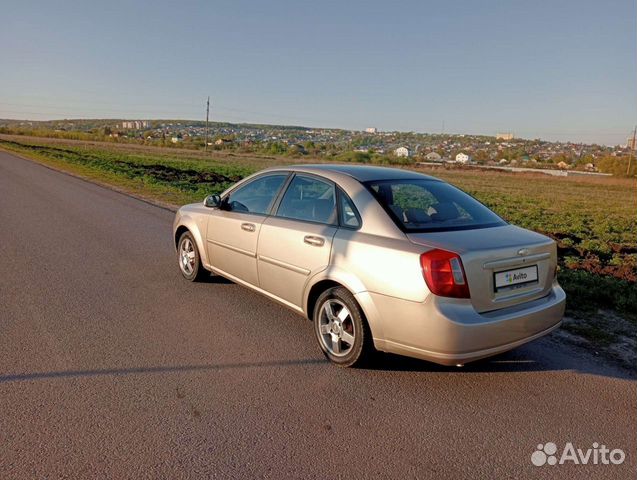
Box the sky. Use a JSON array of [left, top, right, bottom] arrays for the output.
[[1, 0, 635, 145]]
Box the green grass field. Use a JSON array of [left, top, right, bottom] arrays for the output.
[[2, 134, 635, 331]]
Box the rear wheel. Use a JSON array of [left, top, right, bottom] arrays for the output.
[[313, 287, 374, 367], [177, 231, 207, 282]]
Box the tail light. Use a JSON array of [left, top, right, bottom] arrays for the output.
[[420, 249, 470, 298]]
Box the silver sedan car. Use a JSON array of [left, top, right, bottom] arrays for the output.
[[173, 165, 565, 367]]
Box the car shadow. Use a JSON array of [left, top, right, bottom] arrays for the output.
[[200, 273, 234, 284], [366, 351, 553, 374]]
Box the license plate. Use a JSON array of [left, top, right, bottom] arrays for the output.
[[494, 265, 538, 291]]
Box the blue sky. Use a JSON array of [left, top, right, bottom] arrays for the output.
[[1, 0, 635, 144]]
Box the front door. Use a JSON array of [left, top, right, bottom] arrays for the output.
[[206, 173, 288, 286]]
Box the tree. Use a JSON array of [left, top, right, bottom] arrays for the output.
[[596, 155, 635, 176]]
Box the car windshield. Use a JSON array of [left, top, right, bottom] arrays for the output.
[[365, 179, 506, 232]]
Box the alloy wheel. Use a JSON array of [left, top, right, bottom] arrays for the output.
[[179, 237, 196, 276], [318, 299, 356, 357]]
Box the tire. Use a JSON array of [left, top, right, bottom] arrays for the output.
[[177, 231, 207, 282], [313, 287, 375, 367]]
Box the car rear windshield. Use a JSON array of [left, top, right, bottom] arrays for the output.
[[364, 179, 506, 232]]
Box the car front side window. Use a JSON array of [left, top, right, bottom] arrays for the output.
[[224, 174, 288, 215]]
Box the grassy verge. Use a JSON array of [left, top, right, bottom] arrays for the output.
[[2, 135, 635, 360]]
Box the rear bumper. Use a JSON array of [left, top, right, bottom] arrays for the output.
[[360, 284, 566, 366]]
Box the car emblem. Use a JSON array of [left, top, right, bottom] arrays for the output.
[[517, 248, 530, 256]]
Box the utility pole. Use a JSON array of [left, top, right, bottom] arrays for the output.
[[577, 143, 585, 164], [204, 96, 210, 152], [628, 126, 636, 176]]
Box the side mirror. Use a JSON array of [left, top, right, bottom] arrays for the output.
[[204, 194, 221, 208]]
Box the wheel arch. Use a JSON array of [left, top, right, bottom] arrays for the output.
[[174, 225, 189, 248], [306, 280, 342, 321]]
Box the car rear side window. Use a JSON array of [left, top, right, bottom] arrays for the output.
[[276, 175, 337, 225], [338, 189, 361, 229], [366, 179, 506, 232], [225, 174, 288, 214]]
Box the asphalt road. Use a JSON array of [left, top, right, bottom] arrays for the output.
[[0, 150, 635, 479]]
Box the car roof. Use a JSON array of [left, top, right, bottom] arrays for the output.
[[281, 164, 441, 182]]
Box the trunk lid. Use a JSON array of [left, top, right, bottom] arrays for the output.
[[407, 225, 557, 313]]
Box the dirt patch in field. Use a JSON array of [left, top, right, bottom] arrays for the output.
[[566, 254, 637, 282], [543, 231, 637, 282], [609, 243, 637, 255], [111, 161, 241, 185]]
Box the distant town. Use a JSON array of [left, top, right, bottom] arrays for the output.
[[1, 118, 634, 176]]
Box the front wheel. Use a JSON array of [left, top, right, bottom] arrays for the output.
[[313, 287, 375, 367], [177, 231, 207, 282]]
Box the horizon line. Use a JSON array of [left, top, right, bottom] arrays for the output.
[[0, 116, 631, 148]]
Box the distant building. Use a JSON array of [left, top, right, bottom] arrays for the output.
[[171, 136, 182, 143], [496, 132, 514, 140], [425, 152, 442, 162], [584, 163, 598, 172], [365, 127, 377, 134], [394, 146, 410, 157], [556, 161, 570, 170], [627, 136, 637, 150], [121, 120, 150, 129], [455, 152, 472, 164]]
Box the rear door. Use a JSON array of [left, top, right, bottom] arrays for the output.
[[206, 173, 289, 286], [257, 174, 338, 308]]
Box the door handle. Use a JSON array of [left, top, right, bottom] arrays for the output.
[[304, 235, 325, 247], [241, 223, 256, 232]]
